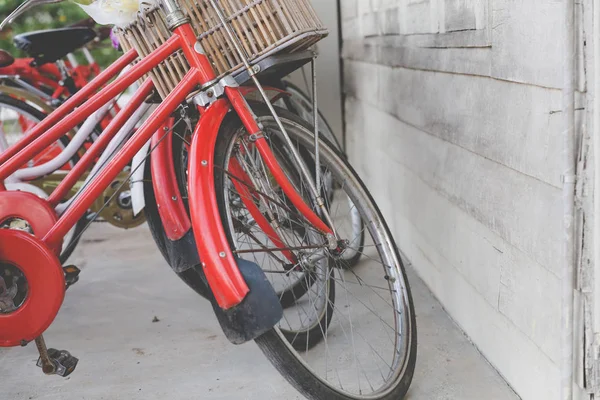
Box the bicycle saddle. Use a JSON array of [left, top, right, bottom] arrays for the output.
[[0, 49, 15, 68], [70, 18, 112, 42], [13, 27, 97, 66]]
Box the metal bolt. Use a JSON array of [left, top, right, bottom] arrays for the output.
[[201, 160, 208, 166], [172, 196, 177, 201], [219, 252, 226, 258], [207, 90, 214, 98], [163, 126, 169, 131]]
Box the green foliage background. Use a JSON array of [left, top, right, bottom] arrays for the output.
[[0, 0, 117, 67]]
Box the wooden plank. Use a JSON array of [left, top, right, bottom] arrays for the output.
[[343, 61, 563, 188], [345, 96, 563, 277], [490, 0, 564, 89]]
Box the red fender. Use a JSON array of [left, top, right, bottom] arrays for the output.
[[188, 99, 249, 309], [151, 86, 290, 247], [151, 119, 191, 241]]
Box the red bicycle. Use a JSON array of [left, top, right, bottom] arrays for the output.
[[0, 1, 417, 399], [0, 24, 146, 260], [0, 19, 112, 104]]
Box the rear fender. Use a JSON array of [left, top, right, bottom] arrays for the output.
[[150, 118, 191, 241]]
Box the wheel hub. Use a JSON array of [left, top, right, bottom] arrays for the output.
[[0, 264, 28, 314]]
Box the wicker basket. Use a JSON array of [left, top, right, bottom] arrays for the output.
[[117, 0, 327, 99]]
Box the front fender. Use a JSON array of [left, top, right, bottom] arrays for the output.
[[187, 98, 250, 309]]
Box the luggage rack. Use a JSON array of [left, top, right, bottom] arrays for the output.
[[233, 50, 314, 86]]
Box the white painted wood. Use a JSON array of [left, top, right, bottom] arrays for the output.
[[347, 98, 563, 361], [341, 1, 589, 399], [490, 0, 564, 89], [344, 61, 563, 189], [348, 128, 562, 399], [444, 0, 477, 32]]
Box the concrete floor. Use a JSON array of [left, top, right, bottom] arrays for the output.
[[1, 224, 519, 400]]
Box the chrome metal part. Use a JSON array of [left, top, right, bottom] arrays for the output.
[[311, 57, 320, 194], [300, 249, 327, 267], [160, 0, 189, 30], [248, 132, 265, 142], [0, 218, 32, 233], [117, 190, 132, 209], [35, 335, 56, 375], [0, 272, 22, 314], [192, 75, 239, 107], [193, 41, 205, 54], [326, 233, 338, 250], [1, 0, 63, 30]]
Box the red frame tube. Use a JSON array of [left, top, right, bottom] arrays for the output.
[[44, 70, 198, 248], [0, 48, 138, 166], [225, 87, 332, 234], [228, 158, 296, 264], [47, 79, 154, 206], [0, 59, 62, 93], [0, 37, 180, 180]]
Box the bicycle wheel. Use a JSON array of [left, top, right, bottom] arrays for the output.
[[213, 111, 335, 350], [283, 81, 365, 268], [213, 104, 416, 400], [0, 94, 86, 263], [165, 114, 332, 342]]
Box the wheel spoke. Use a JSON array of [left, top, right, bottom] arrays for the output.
[[214, 111, 414, 399]]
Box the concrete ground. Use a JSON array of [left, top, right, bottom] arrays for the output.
[[0, 223, 519, 400]]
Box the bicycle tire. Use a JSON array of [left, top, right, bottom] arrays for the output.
[[237, 104, 417, 400], [143, 154, 213, 300]]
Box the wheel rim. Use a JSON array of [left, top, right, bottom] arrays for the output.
[[222, 114, 414, 399]]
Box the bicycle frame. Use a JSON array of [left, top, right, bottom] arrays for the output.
[[0, 21, 332, 310], [3, 66, 138, 179]]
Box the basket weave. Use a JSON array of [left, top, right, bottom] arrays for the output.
[[117, 0, 327, 99]]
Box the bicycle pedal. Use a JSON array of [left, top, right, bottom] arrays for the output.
[[36, 348, 78, 377], [63, 265, 80, 289]]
